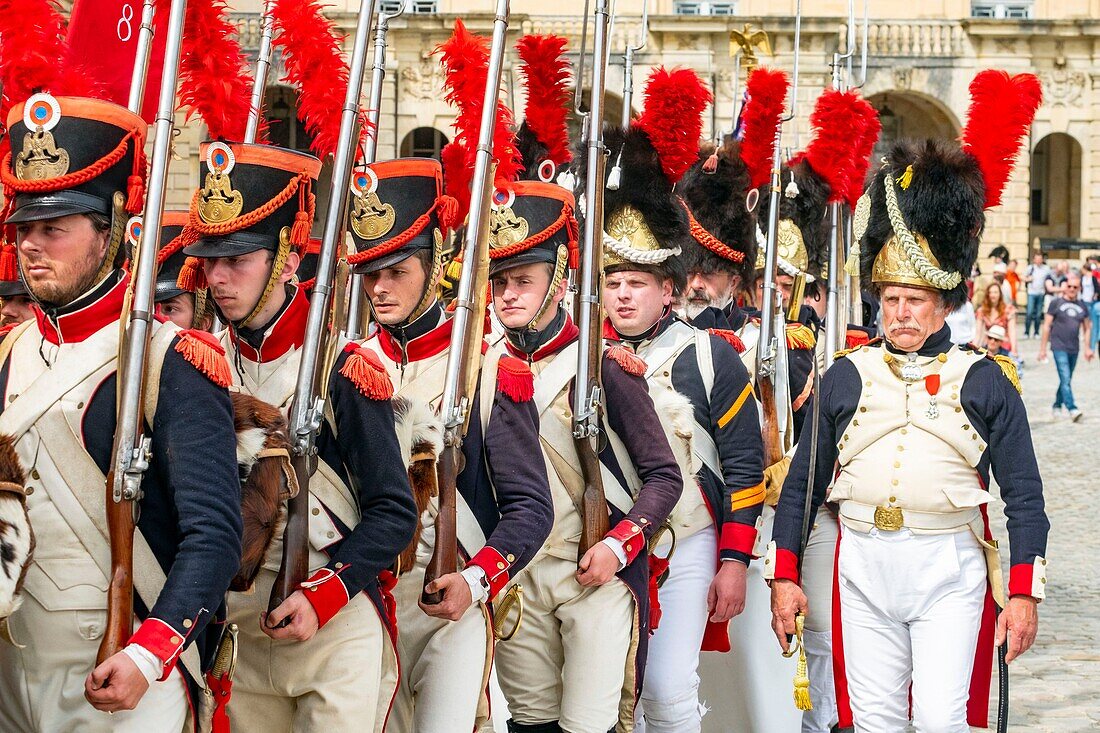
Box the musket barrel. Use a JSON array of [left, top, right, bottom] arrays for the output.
[[756, 132, 783, 380], [100, 0, 189, 664], [245, 0, 276, 144], [126, 0, 157, 114], [439, 0, 510, 425]]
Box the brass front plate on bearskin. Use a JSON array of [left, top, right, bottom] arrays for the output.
[[198, 172, 244, 224], [489, 206, 529, 250], [351, 191, 396, 241], [606, 206, 659, 253], [15, 129, 70, 180]]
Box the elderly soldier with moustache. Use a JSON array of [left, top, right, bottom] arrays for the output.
[[0, 89, 243, 730], [769, 71, 1049, 733], [599, 70, 765, 731], [178, 136, 416, 732], [487, 66, 690, 733]]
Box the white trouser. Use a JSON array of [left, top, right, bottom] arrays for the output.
[[800, 509, 838, 733], [389, 563, 492, 733], [838, 526, 986, 733], [635, 525, 715, 733], [227, 567, 388, 733], [0, 593, 187, 733], [495, 553, 634, 733]]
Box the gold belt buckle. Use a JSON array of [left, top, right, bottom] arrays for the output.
[[873, 505, 904, 531]]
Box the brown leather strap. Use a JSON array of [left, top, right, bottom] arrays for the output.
[[0, 480, 25, 497]]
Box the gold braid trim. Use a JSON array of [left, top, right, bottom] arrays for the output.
[[991, 354, 1022, 394], [786, 323, 817, 350]]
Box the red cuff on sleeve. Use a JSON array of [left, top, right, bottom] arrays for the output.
[[606, 520, 645, 564], [772, 548, 800, 584], [128, 618, 186, 681], [1008, 563, 1034, 598], [720, 522, 758, 556], [301, 567, 351, 628], [467, 546, 512, 600]]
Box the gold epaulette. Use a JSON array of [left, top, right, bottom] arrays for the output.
[[833, 336, 882, 362], [785, 323, 817, 350], [990, 353, 1022, 395]]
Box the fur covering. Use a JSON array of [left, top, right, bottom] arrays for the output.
[[0, 433, 31, 620], [679, 138, 758, 284], [231, 393, 296, 593], [858, 139, 986, 311], [758, 158, 832, 284], [390, 395, 445, 575]]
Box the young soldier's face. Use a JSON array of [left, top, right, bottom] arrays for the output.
[[880, 284, 947, 351], [491, 263, 559, 331], [205, 249, 298, 323], [0, 295, 34, 327], [604, 270, 672, 337], [15, 214, 109, 307], [684, 270, 738, 318], [362, 255, 429, 326], [156, 293, 196, 330]]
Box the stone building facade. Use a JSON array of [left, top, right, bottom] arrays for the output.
[[149, 0, 1100, 262]]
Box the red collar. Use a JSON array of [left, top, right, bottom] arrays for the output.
[[230, 287, 309, 363], [377, 317, 455, 364], [505, 316, 580, 362], [36, 275, 128, 345]]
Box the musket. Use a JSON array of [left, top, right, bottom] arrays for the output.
[[343, 0, 408, 341], [99, 0, 189, 664], [422, 0, 511, 604], [756, 2, 802, 470], [573, 0, 613, 560], [822, 3, 858, 369], [845, 0, 869, 328], [268, 0, 380, 618], [620, 0, 648, 127], [244, 0, 276, 145]]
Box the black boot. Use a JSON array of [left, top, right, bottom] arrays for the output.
[[506, 720, 562, 733]]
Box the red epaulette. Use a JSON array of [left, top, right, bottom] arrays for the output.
[[0, 323, 16, 340], [174, 329, 232, 388], [496, 356, 534, 403], [339, 344, 394, 400], [708, 328, 745, 354], [605, 344, 647, 376], [845, 329, 871, 349]]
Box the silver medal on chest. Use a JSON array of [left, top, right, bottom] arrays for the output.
[[900, 354, 922, 382]]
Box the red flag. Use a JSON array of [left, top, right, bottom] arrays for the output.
[[63, 0, 168, 122]]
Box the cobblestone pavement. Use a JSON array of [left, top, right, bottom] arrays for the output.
[[985, 334, 1100, 731]]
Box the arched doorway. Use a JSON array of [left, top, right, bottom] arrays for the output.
[[400, 127, 449, 160], [1030, 132, 1083, 257], [866, 91, 960, 161]]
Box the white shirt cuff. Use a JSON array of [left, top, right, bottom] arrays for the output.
[[122, 643, 162, 685], [601, 537, 628, 571], [461, 565, 489, 605]]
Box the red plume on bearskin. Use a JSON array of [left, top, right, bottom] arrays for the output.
[[272, 0, 369, 159], [635, 67, 713, 185], [516, 34, 572, 168], [0, 0, 95, 121], [176, 0, 255, 142], [845, 96, 881, 209], [738, 67, 789, 189], [800, 88, 875, 204], [960, 70, 1042, 209], [436, 20, 522, 219]]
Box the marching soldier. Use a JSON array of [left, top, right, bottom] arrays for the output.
[[153, 211, 214, 331], [599, 68, 765, 731], [179, 139, 417, 732], [488, 66, 687, 733], [0, 256, 34, 327], [0, 92, 243, 730], [350, 153, 553, 732], [769, 70, 1048, 732]]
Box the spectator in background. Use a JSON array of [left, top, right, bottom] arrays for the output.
[[1024, 252, 1052, 338], [1049, 261, 1070, 297], [1039, 274, 1093, 421], [1089, 258, 1100, 351], [992, 262, 1013, 306], [976, 281, 1018, 355], [946, 298, 977, 346], [985, 324, 1013, 356], [1006, 259, 1022, 305]]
